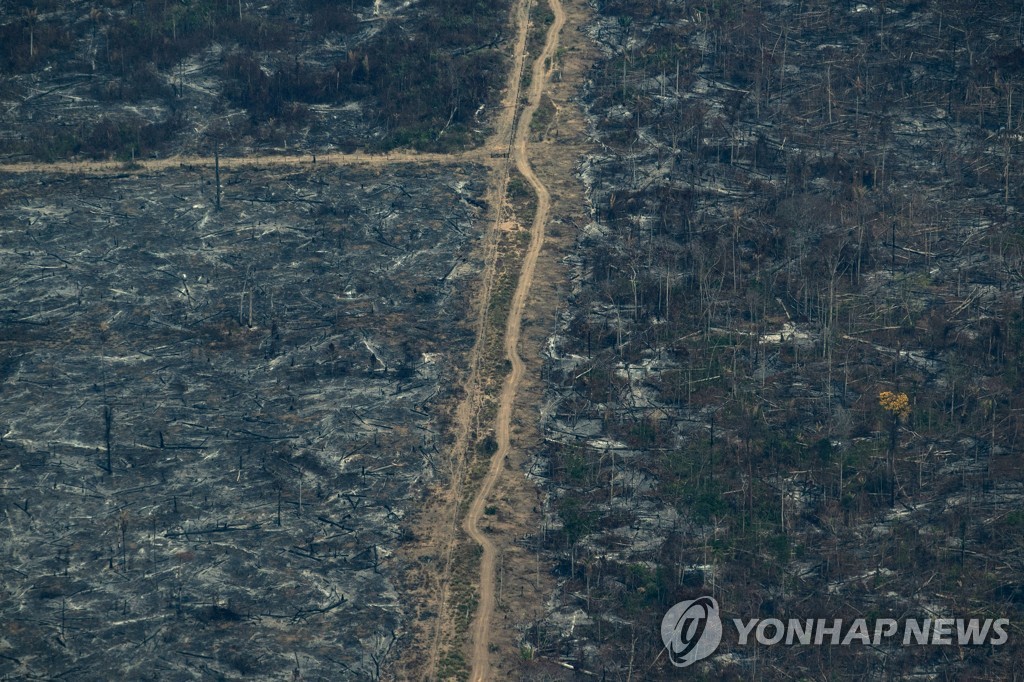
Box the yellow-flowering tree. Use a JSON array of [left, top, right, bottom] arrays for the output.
[[878, 390, 910, 419], [879, 390, 910, 507]]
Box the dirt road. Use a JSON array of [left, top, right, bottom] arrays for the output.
[[462, 0, 566, 678], [0, 150, 475, 175], [417, 0, 540, 678]]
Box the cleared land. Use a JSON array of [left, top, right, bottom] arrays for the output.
[[0, 163, 489, 679]]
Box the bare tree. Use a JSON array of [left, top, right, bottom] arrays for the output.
[[103, 405, 113, 473]]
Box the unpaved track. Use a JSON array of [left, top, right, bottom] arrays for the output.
[[463, 0, 566, 678], [0, 150, 474, 175], [418, 0, 540, 677]]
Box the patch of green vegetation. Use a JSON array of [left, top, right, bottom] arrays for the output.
[[559, 494, 599, 544], [437, 649, 468, 681], [477, 434, 498, 456], [529, 94, 556, 138], [507, 175, 529, 199]]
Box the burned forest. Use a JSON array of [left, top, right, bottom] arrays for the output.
[[0, 0, 512, 159], [0, 162, 490, 678], [524, 0, 1024, 679], [3, 0, 1024, 680]]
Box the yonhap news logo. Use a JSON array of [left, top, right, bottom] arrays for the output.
[[660, 596, 723, 667], [661, 597, 1009, 667]]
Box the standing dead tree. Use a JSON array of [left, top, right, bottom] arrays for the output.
[[214, 146, 222, 211], [103, 405, 113, 473]]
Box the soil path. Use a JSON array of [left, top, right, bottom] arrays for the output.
[[417, 0, 540, 677], [0, 150, 477, 175], [462, 0, 565, 678]]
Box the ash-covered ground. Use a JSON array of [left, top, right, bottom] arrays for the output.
[[0, 162, 487, 679]]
